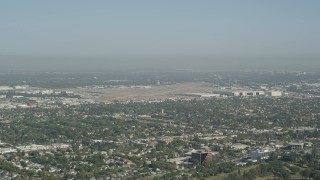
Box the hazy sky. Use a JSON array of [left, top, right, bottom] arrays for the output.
[[1, 1, 320, 71]]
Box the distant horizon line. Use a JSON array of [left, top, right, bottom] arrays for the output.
[[1, 54, 319, 58]]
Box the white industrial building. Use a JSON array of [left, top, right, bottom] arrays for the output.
[[233, 90, 282, 97], [14, 85, 29, 90], [270, 91, 282, 97], [233, 91, 265, 97], [0, 86, 13, 91], [250, 147, 275, 160]]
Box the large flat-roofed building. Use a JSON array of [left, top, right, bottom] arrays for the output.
[[233, 90, 282, 97], [288, 142, 304, 151], [190, 150, 213, 165], [250, 147, 275, 160], [233, 91, 265, 97], [0, 86, 13, 91], [270, 91, 282, 97]]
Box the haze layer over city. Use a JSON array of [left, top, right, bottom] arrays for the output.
[[1, 0, 320, 72], [1, 1, 320, 180]]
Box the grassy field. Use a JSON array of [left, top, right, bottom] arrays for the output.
[[285, 163, 305, 180], [206, 162, 305, 180], [206, 165, 258, 180]]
